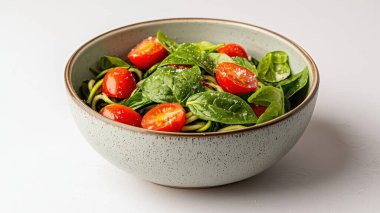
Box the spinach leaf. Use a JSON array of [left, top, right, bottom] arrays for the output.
[[186, 91, 257, 124], [119, 88, 152, 110], [209, 53, 233, 65], [277, 67, 309, 99], [89, 67, 101, 75], [79, 80, 90, 100], [159, 43, 215, 75], [250, 56, 260, 67], [257, 51, 291, 82], [157, 31, 179, 53], [232, 57, 258, 75], [247, 86, 285, 124], [141, 66, 204, 105], [99, 55, 130, 70], [143, 63, 160, 79], [193, 41, 224, 52], [288, 78, 309, 110], [207, 121, 223, 132]]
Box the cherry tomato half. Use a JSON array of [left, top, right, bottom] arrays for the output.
[[100, 104, 142, 127], [250, 104, 267, 117], [216, 43, 248, 59], [141, 103, 186, 132], [216, 62, 258, 95], [102, 67, 136, 99], [128, 36, 168, 70]]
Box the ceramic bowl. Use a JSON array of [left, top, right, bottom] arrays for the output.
[[65, 18, 319, 188]]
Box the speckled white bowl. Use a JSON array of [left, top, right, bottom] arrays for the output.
[[65, 18, 319, 188]]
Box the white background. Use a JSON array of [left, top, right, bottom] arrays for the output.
[[1, 0, 380, 212]]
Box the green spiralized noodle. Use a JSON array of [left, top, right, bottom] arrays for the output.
[[128, 67, 143, 81], [206, 82, 224, 92], [202, 75, 217, 84], [217, 125, 246, 132], [95, 69, 110, 80], [136, 79, 145, 87], [196, 120, 212, 132], [88, 79, 95, 91], [87, 79, 103, 105], [185, 115, 199, 124], [181, 122, 206, 131], [186, 112, 193, 118], [91, 93, 115, 110]]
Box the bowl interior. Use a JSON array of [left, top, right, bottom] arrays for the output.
[[69, 19, 314, 95], [66, 19, 318, 135]]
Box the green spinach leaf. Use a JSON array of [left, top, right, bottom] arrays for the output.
[[157, 31, 179, 53], [186, 91, 257, 124], [207, 121, 223, 132], [159, 43, 215, 75], [79, 80, 90, 100], [277, 67, 309, 99], [209, 52, 233, 65], [193, 41, 224, 52], [143, 63, 160, 79], [119, 88, 152, 110], [247, 86, 285, 124], [250, 56, 260, 67], [99, 55, 130, 70], [142, 66, 204, 105], [257, 51, 291, 82], [232, 57, 258, 75]]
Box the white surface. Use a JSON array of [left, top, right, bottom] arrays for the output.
[[1, 0, 379, 212]]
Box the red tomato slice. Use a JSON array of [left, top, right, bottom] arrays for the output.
[[216, 43, 248, 58], [216, 62, 258, 95], [141, 103, 186, 132], [102, 67, 136, 99], [250, 104, 268, 117], [128, 36, 168, 70], [100, 104, 142, 127]]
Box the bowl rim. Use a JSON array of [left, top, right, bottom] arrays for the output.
[[64, 18, 319, 137]]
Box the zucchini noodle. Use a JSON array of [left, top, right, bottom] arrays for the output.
[[196, 120, 212, 132], [217, 125, 246, 132], [181, 122, 206, 131], [91, 93, 115, 110], [136, 79, 145, 87], [95, 69, 110, 80], [88, 79, 95, 91], [129, 68, 143, 81], [185, 115, 199, 124], [202, 75, 217, 84], [87, 79, 104, 105], [186, 112, 193, 118], [206, 82, 224, 92], [182, 116, 212, 132], [202, 75, 223, 92]]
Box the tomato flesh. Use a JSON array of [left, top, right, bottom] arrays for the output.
[[216, 43, 248, 58], [216, 62, 258, 95], [128, 37, 168, 70], [250, 104, 268, 117], [141, 103, 186, 132], [102, 67, 136, 99], [100, 104, 142, 127]]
